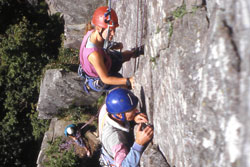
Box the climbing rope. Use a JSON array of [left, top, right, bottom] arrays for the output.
[[134, 0, 140, 73], [79, 108, 101, 130], [134, 0, 147, 73], [105, 0, 147, 74]]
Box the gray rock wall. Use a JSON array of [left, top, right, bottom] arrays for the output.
[[45, 0, 105, 48], [112, 0, 250, 167], [37, 69, 101, 119], [41, 0, 250, 166]]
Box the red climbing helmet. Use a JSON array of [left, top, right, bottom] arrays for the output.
[[92, 6, 119, 29]]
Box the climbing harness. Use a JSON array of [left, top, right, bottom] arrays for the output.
[[99, 154, 112, 167], [99, 147, 116, 167], [78, 65, 106, 93], [78, 45, 123, 94]]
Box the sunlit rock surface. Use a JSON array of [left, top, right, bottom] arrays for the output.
[[37, 69, 101, 119], [113, 0, 250, 166], [36, 118, 99, 166], [45, 0, 105, 48], [38, 0, 250, 166]]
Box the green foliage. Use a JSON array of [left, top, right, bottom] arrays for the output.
[[1, 18, 43, 109], [156, 25, 161, 34], [0, 0, 64, 166], [150, 57, 156, 62], [0, 111, 23, 166], [97, 94, 105, 108], [44, 137, 80, 167], [58, 104, 98, 130], [168, 21, 173, 39], [191, 6, 199, 14], [58, 44, 79, 64], [150, 54, 160, 68], [27, 103, 50, 140], [43, 38, 79, 73], [150, 57, 157, 69], [173, 4, 187, 19]]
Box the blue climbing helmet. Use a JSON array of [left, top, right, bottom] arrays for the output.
[[64, 124, 76, 137], [106, 88, 138, 121]]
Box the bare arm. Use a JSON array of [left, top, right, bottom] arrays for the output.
[[88, 51, 132, 85]]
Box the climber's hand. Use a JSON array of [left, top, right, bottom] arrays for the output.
[[70, 136, 77, 141], [135, 123, 154, 146], [129, 77, 134, 89], [134, 113, 148, 124]]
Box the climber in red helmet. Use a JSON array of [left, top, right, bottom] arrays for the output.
[[78, 6, 143, 93]]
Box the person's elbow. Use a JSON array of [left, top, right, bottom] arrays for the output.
[[99, 75, 111, 85]]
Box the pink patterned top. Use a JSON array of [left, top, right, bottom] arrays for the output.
[[79, 30, 112, 78]]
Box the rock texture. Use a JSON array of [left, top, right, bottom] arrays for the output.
[[40, 0, 250, 167], [140, 143, 170, 167], [37, 118, 70, 167], [111, 0, 250, 166], [37, 69, 101, 119], [45, 0, 105, 48], [36, 118, 99, 166]]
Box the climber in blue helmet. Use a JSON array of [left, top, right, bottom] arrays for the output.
[[64, 124, 91, 157], [98, 88, 154, 167]]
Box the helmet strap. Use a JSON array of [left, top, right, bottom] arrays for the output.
[[103, 25, 111, 49], [98, 28, 105, 40], [103, 3, 113, 50], [113, 113, 126, 122]]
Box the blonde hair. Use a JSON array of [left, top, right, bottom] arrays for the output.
[[84, 21, 94, 35]]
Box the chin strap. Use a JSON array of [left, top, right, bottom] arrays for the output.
[[113, 113, 126, 122], [103, 0, 112, 49], [99, 28, 105, 40], [103, 25, 111, 49]]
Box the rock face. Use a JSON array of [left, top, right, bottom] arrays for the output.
[[140, 143, 170, 167], [36, 118, 100, 166], [40, 0, 250, 167], [112, 0, 250, 167], [37, 69, 101, 119], [45, 0, 105, 48], [36, 118, 70, 167]]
